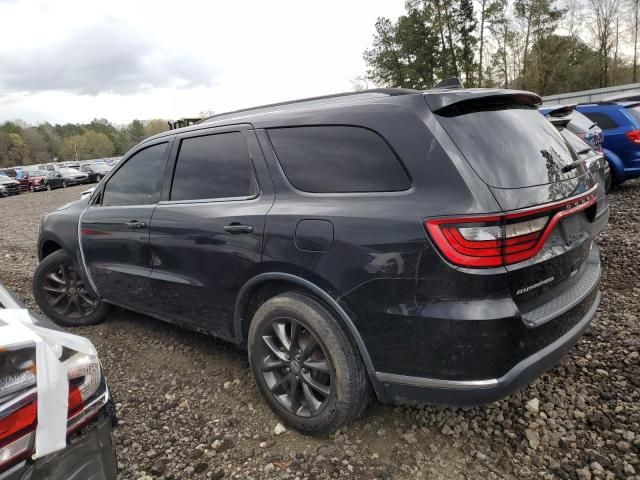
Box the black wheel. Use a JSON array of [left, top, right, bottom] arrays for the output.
[[248, 292, 369, 436], [29, 184, 34, 193], [46, 183, 51, 191], [96, 174, 102, 182], [33, 250, 110, 327], [62, 180, 68, 188]]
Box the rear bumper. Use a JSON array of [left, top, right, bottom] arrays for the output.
[[376, 288, 598, 405], [0, 413, 117, 480]]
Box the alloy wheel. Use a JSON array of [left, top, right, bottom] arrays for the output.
[[259, 318, 333, 417], [42, 263, 99, 319]]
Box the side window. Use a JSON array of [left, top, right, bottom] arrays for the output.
[[583, 112, 618, 130], [102, 143, 167, 206], [267, 126, 411, 193], [170, 132, 257, 201]]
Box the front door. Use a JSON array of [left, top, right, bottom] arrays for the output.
[[148, 127, 274, 340], [80, 141, 171, 311]]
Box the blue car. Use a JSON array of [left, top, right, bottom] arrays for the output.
[[575, 102, 640, 186]]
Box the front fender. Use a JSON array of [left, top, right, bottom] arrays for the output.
[[38, 198, 94, 295]]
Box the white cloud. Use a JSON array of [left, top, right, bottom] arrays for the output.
[[0, 0, 406, 123]]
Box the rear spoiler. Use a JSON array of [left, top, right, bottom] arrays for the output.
[[425, 89, 542, 115], [542, 104, 576, 128]]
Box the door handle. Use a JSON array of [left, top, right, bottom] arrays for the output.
[[223, 224, 253, 234], [126, 220, 147, 230]]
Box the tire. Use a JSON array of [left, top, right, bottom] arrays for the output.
[[62, 180, 68, 188], [96, 175, 102, 182], [46, 183, 51, 191], [248, 292, 369, 436], [33, 250, 111, 327]]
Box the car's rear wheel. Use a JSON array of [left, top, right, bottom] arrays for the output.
[[248, 292, 369, 436], [62, 180, 68, 188], [33, 250, 110, 327], [46, 183, 51, 191]]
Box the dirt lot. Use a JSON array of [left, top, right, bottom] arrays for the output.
[[0, 183, 638, 480]]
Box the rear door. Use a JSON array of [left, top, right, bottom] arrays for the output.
[[80, 140, 171, 311], [148, 125, 274, 340], [429, 94, 603, 322]]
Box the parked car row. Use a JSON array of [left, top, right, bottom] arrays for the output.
[[541, 100, 640, 188], [0, 160, 115, 197], [31, 83, 609, 439]]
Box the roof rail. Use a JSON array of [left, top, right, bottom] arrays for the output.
[[433, 77, 464, 89], [199, 88, 420, 124]]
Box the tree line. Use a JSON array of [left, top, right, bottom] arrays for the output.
[[363, 0, 637, 95], [0, 119, 169, 168]]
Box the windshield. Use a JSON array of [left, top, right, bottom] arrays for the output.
[[29, 170, 47, 176], [435, 104, 582, 188], [59, 168, 80, 175]]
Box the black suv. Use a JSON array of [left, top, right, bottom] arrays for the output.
[[33, 88, 609, 435]]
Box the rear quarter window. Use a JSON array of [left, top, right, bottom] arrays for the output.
[[267, 126, 411, 193], [582, 112, 619, 130]]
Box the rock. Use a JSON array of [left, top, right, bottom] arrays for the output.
[[616, 440, 630, 452], [623, 462, 636, 475], [576, 467, 592, 480], [525, 429, 540, 449], [273, 423, 287, 435], [441, 424, 454, 435], [525, 398, 540, 414], [264, 463, 275, 472], [402, 432, 418, 444]]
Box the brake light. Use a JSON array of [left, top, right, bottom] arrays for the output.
[[0, 350, 104, 471], [625, 129, 640, 144], [425, 187, 598, 268]]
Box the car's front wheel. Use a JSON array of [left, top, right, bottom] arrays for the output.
[[248, 292, 369, 436], [33, 250, 111, 327]]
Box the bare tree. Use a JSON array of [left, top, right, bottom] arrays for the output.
[[589, 0, 620, 87]]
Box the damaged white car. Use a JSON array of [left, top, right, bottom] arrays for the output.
[[0, 284, 116, 480]]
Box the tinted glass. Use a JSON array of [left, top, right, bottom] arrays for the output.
[[171, 132, 257, 201], [560, 129, 593, 158], [435, 105, 581, 188], [268, 126, 410, 193], [625, 106, 640, 124], [102, 143, 167, 206], [567, 111, 597, 134], [582, 112, 618, 130]]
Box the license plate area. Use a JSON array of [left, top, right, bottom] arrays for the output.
[[560, 214, 584, 245]]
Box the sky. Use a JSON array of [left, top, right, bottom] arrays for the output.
[[0, 0, 406, 125]]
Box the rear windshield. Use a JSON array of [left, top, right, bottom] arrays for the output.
[[435, 104, 581, 188], [567, 111, 597, 134]]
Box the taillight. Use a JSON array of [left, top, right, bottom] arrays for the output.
[[0, 348, 103, 471], [425, 187, 598, 268], [625, 129, 640, 144]]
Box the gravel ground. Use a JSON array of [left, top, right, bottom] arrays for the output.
[[0, 183, 638, 480]]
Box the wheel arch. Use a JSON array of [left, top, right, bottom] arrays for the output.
[[603, 148, 624, 179], [234, 272, 382, 397]]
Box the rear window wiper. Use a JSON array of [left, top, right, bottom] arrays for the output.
[[562, 158, 587, 173]]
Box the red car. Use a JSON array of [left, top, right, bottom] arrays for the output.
[[16, 169, 49, 192]]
